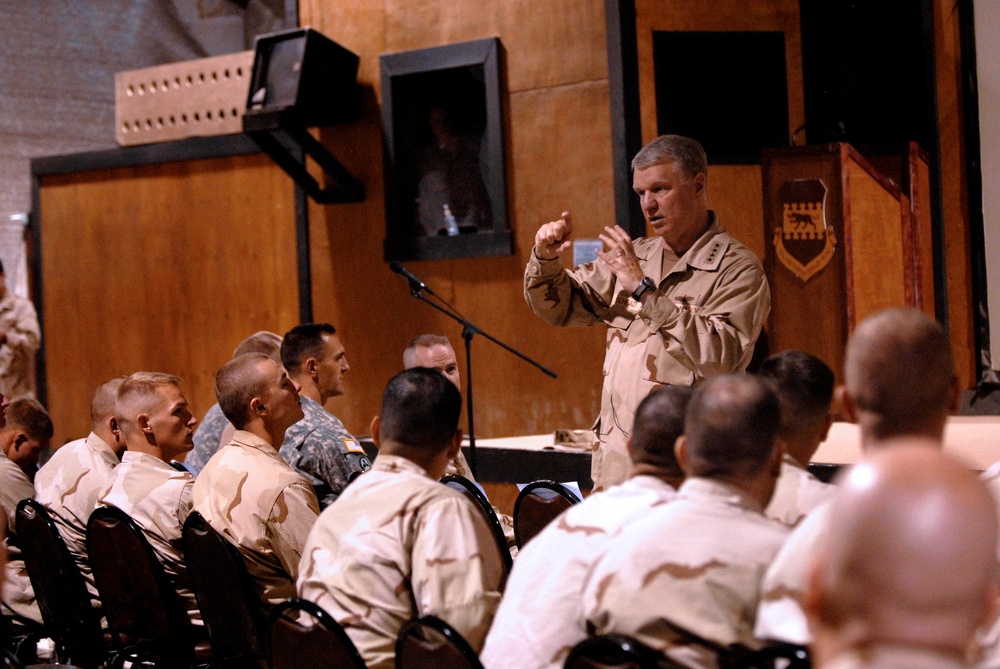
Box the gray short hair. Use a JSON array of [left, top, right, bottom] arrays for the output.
[[631, 135, 707, 178]]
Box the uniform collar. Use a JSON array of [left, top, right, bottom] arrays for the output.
[[636, 212, 731, 278], [372, 453, 431, 478], [679, 476, 765, 514], [229, 429, 284, 461], [86, 431, 122, 465]]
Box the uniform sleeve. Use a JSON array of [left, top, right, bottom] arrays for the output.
[[638, 255, 769, 376], [410, 496, 504, 652], [267, 481, 320, 582], [1, 464, 35, 529], [524, 251, 617, 328], [4, 300, 39, 354]]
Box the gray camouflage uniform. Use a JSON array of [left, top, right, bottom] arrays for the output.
[[185, 403, 228, 475], [0, 292, 40, 400]]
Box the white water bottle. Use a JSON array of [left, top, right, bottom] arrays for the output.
[[443, 204, 459, 236]]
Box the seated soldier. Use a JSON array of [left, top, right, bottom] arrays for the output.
[[298, 368, 504, 669], [755, 350, 836, 526], [581, 375, 789, 668], [481, 385, 691, 669], [193, 353, 319, 617], [35, 378, 124, 602], [96, 372, 201, 624]]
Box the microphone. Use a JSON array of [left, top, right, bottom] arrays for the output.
[[389, 261, 428, 293]]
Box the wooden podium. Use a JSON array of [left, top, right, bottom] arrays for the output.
[[761, 143, 933, 379]]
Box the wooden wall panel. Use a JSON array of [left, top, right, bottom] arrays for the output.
[[39, 154, 299, 448]]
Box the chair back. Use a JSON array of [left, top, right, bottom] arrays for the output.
[[395, 616, 483, 669], [512, 480, 582, 548], [564, 634, 667, 669], [268, 598, 366, 669], [441, 475, 513, 575], [14, 499, 104, 668], [731, 643, 811, 669], [182, 511, 265, 664], [86, 506, 196, 661]]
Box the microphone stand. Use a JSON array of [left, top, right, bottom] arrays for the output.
[[393, 268, 557, 478]]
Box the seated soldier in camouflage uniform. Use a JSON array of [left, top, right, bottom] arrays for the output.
[[1, 398, 52, 625], [35, 378, 124, 604], [96, 372, 201, 624], [186, 331, 283, 475], [754, 350, 836, 527], [279, 323, 370, 507], [581, 374, 789, 668], [194, 353, 319, 617], [482, 385, 691, 669], [298, 368, 505, 669]]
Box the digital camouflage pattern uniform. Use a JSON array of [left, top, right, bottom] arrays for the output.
[[754, 499, 830, 645], [0, 449, 38, 623], [298, 454, 504, 669], [97, 451, 201, 624], [582, 478, 789, 668], [193, 430, 319, 617], [34, 432, 120, 600], [524, 216, 769, 491], [481, 475, 677, 669], [279, 396, 371, 507], [764, 455, 837, 528], [0, 291, 40, 400], [185, 403, 228, 475]]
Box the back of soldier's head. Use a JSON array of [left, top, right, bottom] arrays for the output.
[[844, 308, 953, 440], [379, 368, 461, 454], [630, 386, 692, 477], [6, 398, 54, 442], [233, 331, 283, 363], [90, 378, 125, 429], [216, 353, 272, 429], [281, 323, 336, 373], [683, 374, 780, 478], [756, 350, 833, 442]]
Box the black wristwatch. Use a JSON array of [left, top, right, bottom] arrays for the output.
[[631, 276, 656, 301]]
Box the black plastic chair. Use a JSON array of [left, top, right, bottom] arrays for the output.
[[182, 511, 265, 668], [268, 598, 366, 669], [512, 480, 582, 548], [86, 506, 209, 668], [395, 615, 483, 669], [441, 475, 513, 576], [733, 643, 811, 669], [563, 634, 668, 669], [15, 499, 105, 668]]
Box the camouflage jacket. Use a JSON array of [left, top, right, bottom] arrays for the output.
[[185, 403, 228, 475], [524, 216, 769, 491], [193, 430, 319, 616], [764, 455, 837, 528], [826, 646, 969, 669], [582, 478, 789, 666], [481, 475, 677, 669], [0, 292, 40, 400], [0, 449, 38, 623], [97, 451, 200, 624], [297, 454, 504, 669], [280, 396, 371, 506]]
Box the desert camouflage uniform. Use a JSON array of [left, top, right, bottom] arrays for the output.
[[764, 455, 837, 527], [755, 500, 831, 645], [973, 464, 1000, 668], [827, 646, 969, 669], [280, 396, 371, 507], [97, 451, 201, 624], [298, 454, 504, 669], [0, 449, 38, 623], [481, 475, 677, 669], [185, 403, 228, 475], [193, 430, 319, 616], [34, 432, 120, 600], [582, 478, 789, 667], [0, 292, 40, 400], [524, 216, 769, 491]]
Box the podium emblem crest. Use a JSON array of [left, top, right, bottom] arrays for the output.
[[773, 178, 836, 283]]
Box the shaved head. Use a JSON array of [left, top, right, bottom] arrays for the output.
[[844, 308, 954, 443], [807, 444, 998, 657], [90, 378, 125, 429]]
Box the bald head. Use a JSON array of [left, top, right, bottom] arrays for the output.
[[844, 308, 955, 444], [90, 378, 125, 430], [807, 444, 998, 657], [629, 386, 692, 479]]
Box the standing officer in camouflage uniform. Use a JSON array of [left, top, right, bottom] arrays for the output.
[[525, 135, 769, 491], [581, 375, 788, 666], [280, 323, 370, 507], [0, 260, 40, 401], [194, 353, 319, 616], [298, 369, 504, 669], [186, 331, 282, 474], [35, 378, 124, 602], [754, 350, 836, 527], [96, 372, 201, 623]]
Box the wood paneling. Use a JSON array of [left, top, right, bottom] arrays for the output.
[[39, 154, 299, 447]]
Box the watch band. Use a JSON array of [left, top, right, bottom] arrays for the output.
[[631, 276, 656, 301]]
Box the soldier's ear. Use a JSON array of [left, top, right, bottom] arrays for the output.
[[370, 416, 382, 449], [837, 386, 857, 424], [305, 357, 319, 378], [137, 413, 153, 434], [250, 398, 267, 416], [674, 435, 689, 475]]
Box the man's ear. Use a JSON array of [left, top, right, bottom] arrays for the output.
[[675, 435, 690, 475], [769, 441, 783, 477], [370, 416, 382, 449], [11, 432, 29, 453], [693, 171, 706, 194], [137, 413, 153, 434], [250, 397, 266, 417], [305, 357, 319, 379], [446, 429, 462, 458], [837, 386, 857, 424]]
